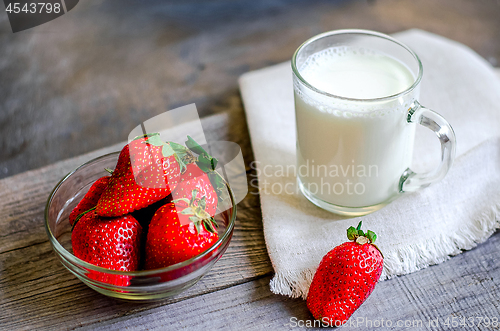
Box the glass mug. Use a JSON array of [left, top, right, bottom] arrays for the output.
[[292, 29, 456, 216]]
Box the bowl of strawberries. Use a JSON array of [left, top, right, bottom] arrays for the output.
[[45, 134, 236, 301]]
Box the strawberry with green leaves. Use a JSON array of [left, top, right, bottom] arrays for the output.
[[96, 133, 187, 217], [306, 222, 383, 326], [71, 210, 142, 286], [184, 136, 227, 199], [69, 175, 110, 226], [144, 190, 219, 269], [171, 136, 228, 217], [172, 163, 218, 217]]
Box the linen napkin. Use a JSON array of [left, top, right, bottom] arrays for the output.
[[239, 29, 500, 299]]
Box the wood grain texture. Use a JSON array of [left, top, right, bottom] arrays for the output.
[[1, 0, 499, 178], [1, 0, 500, 330], [73, 231, 500, 331]]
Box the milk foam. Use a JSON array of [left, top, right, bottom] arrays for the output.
[[300, 46, 415, 100]]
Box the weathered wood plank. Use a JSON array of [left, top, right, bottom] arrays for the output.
[[1, 1, 500, 329], [1, 0, 499, 179], [4, 197, 500, 331]]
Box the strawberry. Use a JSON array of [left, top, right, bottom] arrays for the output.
[[144, 191, 219, 269], [306, 222, 383, 326], [71, 210, 142, 286], [69, 175, 110, 226], [170, 135, 231, 216], [172, 163, 218, 217], [96, 133, 186, 217], [131, 196, 172, 270]]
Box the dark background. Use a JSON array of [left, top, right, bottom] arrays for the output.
[[1, 0, 499, 179]]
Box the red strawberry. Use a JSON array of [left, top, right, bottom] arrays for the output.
[[144, 191, 219, 269], [131, 196, 172, 270], [96, 134, 184, 217], [174, 135, 232, 215], [172, 163, 218, 217], [69, 176, 110, 226], [71, 210, 142, 286], [307, 222, 383, 326]]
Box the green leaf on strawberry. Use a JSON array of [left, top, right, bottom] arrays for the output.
[[203, 217, 217, 233], [185, 136, 219, 170], [133, 132, 160, 141], [162, 143, 175, 158], [366, 230, 377, 243], [144, 135, 175, 156], [169, 141, 191, 159], [185, 135, 207, 156], [199, 196, 207, 210], [346, 221, 377, 244], [180, 207, 194, 215], [184, 136, 229, 202], [347, 226, 358, 240], [141, 135, 188, 173], [144, 134, 163, 147]]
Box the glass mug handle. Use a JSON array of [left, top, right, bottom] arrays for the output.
[[400, 101, 457, 193]]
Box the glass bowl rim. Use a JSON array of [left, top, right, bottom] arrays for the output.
[[44, 151, 237, 277]]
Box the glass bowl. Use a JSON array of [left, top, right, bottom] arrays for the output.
[[45, 152, 236, 301]]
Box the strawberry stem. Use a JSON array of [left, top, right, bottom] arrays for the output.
[[190, 189, 198, 206], [346, 221, 377, 244], [185, 136, 218, 171], [177, 188, 218, 235]]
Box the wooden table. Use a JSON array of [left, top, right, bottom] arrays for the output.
[[1, 0, 500, 330]]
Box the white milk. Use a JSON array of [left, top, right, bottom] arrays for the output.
[[295, 46, 417, 207]]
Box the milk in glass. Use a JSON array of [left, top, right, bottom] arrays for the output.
[[295, 46, 417, 207]]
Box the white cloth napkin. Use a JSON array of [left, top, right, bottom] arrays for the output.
[[239, 29, 500, 299]]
